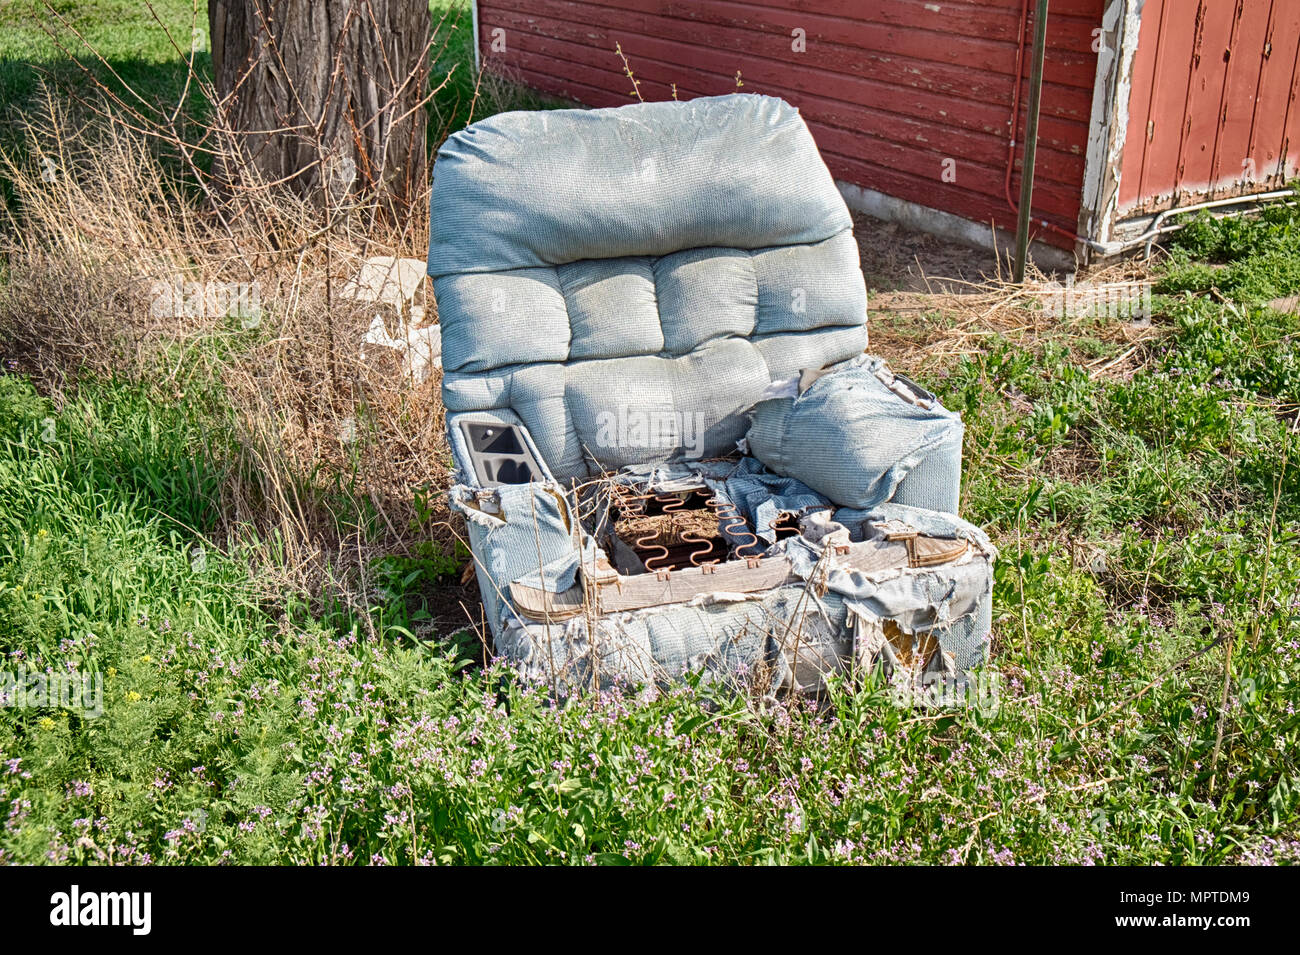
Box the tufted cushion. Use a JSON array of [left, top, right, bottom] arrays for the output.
[[430, 94, 869, 480]]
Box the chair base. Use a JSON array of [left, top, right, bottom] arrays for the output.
[[451, 463, 996, 699]]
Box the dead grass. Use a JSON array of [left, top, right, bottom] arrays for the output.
[[868, 257, 1166, 382], [0, 83, 462, 623]]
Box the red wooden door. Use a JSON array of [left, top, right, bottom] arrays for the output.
[[1119, 0, 1300, 214]]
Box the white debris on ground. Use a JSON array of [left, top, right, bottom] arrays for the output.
[[344, 255, 441, 383], [339, 256, 427, 307], [360, 314, 442, 383]]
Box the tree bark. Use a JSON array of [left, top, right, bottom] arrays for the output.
[[208, 0, 430, 213]]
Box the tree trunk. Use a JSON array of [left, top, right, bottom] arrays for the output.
[[208, 0, 430, 213]]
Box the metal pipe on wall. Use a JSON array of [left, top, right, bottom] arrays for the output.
[[471, 0, 481, 74], [1013, 0, 1051, 283]]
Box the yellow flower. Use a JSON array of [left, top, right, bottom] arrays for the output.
[[125, 691, 141, 703], [37, 529, 48, 537], [107, 667, 117, 678], [141, 655, 152, 663], [38, 717, 55, 730]]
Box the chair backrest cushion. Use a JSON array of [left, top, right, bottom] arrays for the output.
[[429, 94, 868, 479]]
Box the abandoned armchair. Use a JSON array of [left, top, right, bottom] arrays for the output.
[[427, 93, 995, 697]]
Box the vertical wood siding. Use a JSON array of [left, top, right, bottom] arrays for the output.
[[1118, 0, 1300, 215]]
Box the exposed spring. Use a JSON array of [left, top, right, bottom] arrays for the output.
[[706, 492, 762, 560], [615, 486, 672, 571], [641, 492, 683, 571], [765, 509, 806, 542], [657, 491, 687, 518], [681, 495, 720, 568], [615, 486, 765, 569], [610, 483, 650, 518]]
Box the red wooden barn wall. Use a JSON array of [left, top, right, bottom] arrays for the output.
[[1118, 0, 1300, 215], [473, 0, 1106, 250]]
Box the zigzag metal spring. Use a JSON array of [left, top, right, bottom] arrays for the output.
[[614, 485, 770, 570], [705, 491, 762, 561], [766, 510, 802, 542], [681, 498, 720, 568], [612, 485, 671, 571], [646, 491, 687, 572]]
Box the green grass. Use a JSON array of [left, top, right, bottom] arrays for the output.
[[0, 0, 209, 214], [1, 1, 1298, 866], [2, 205, 1299, 862], [0, 0, 206, 112], [0, 0, 562, 199], [428, 0, 570, 138], [1159, 205, 1300, 303], [0, 0, 506, 132]]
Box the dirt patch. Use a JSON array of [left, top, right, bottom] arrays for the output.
[[852, 211, 1006, 294], [851, 211, 1162, 379]]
